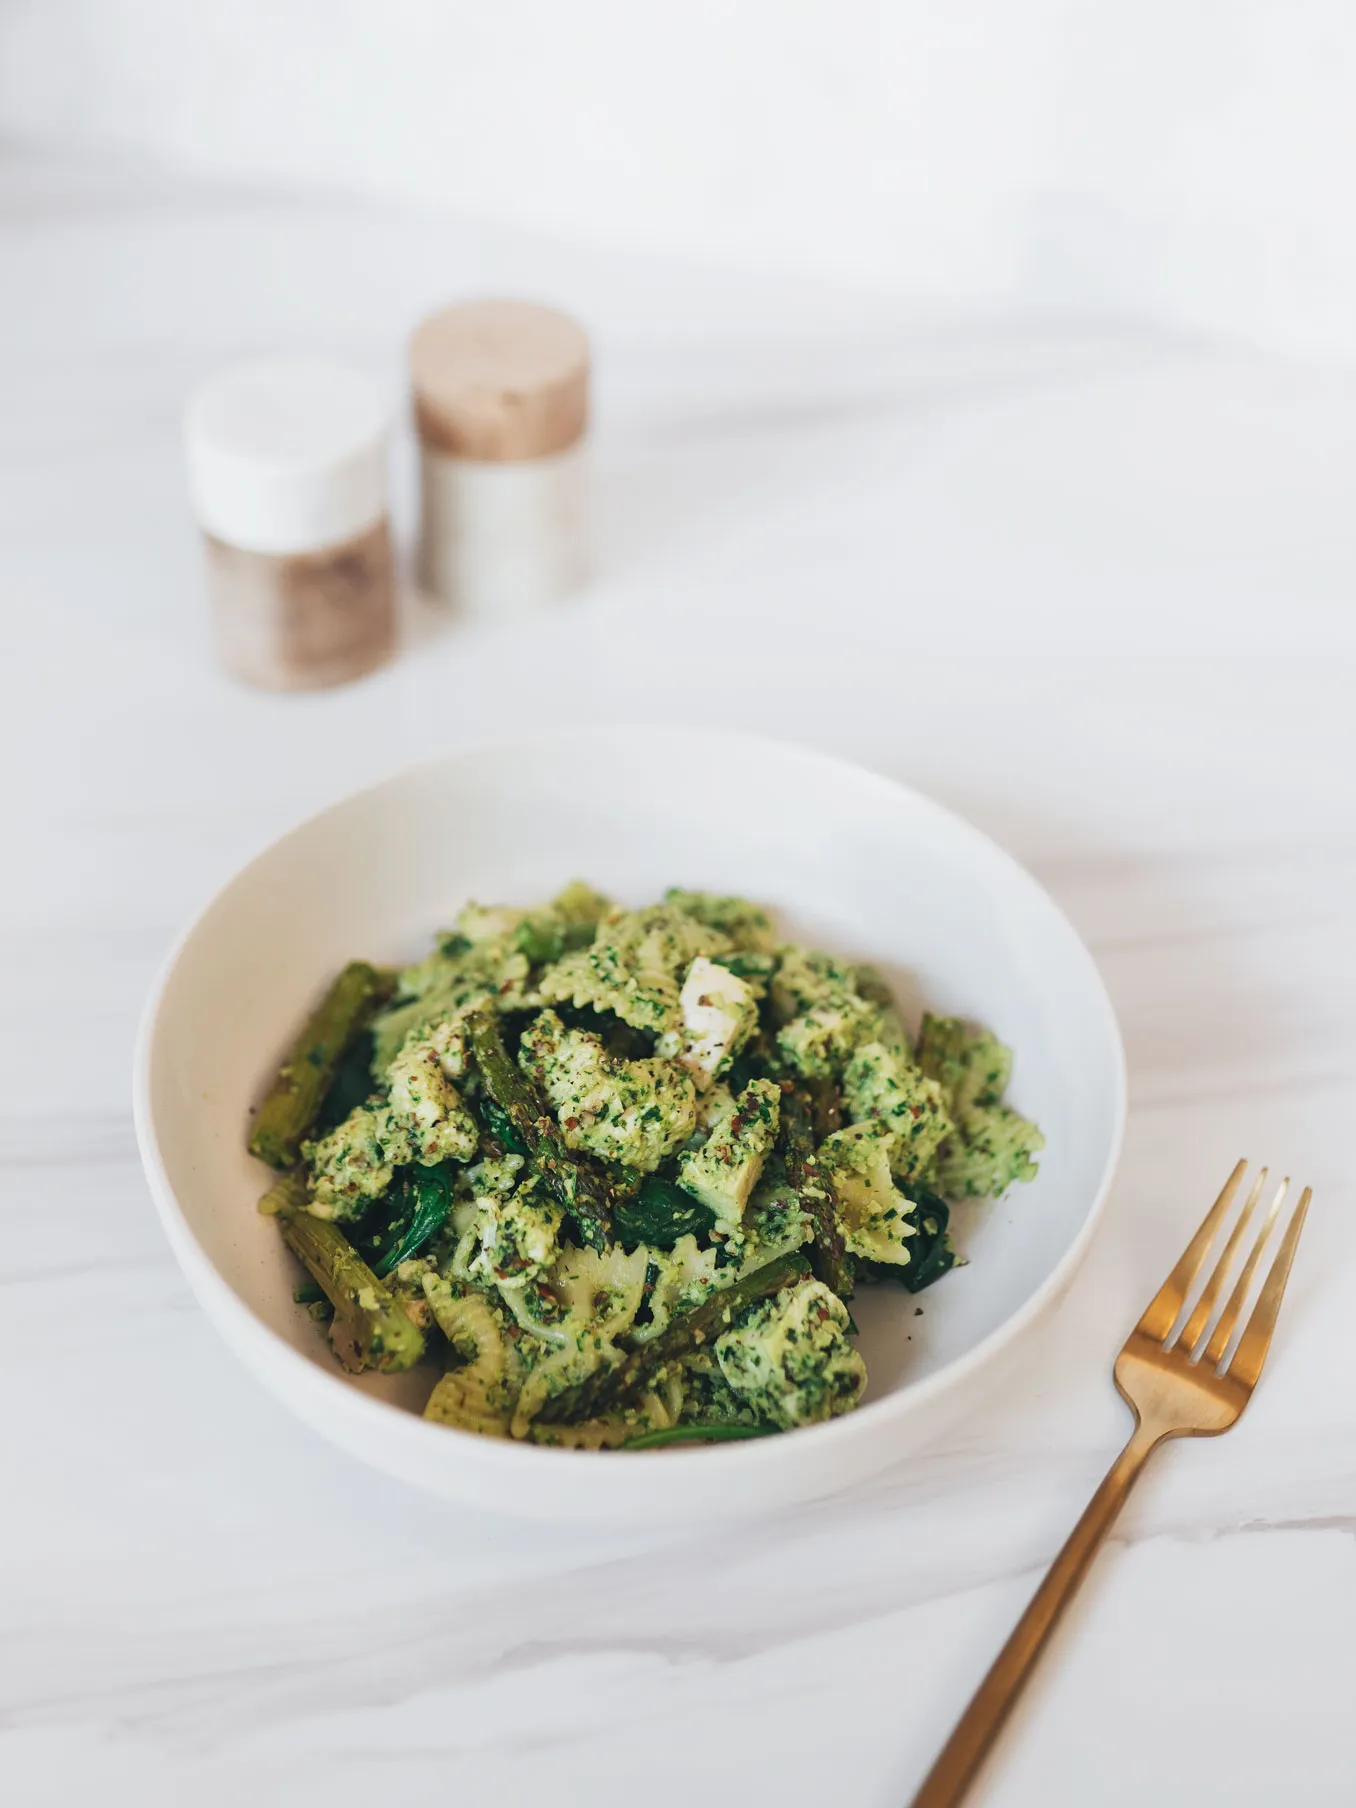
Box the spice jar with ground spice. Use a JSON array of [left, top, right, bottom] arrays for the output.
[[185, 360, 396, 690], [410, 299, 589, 619]]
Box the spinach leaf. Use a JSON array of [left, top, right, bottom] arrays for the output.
[[315, 1028, 376, 1132], [900, 1185, 956, 1293], [555, 1000, 654, 1062], [354, 1163, 455, 1277], [724, 1049, 760, 1096], [613, 1175, 715, 1250]]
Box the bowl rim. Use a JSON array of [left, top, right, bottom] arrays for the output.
[[133, 726, 1127, 1479]]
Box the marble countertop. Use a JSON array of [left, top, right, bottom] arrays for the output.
[[3, 153, 1355, 1807]]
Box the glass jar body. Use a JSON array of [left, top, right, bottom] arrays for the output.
[[206, 517, 396, 691], [417, 440, 588, 619]]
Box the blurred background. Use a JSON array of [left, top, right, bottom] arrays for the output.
[[2, 0, 1353, 870], [3, 1, 1356, 357], [2, 2, 1353, 675]]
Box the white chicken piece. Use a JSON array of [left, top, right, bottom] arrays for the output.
[[659, 956, 758, 1091]]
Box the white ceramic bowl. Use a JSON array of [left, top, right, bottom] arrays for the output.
[[135, 730, 1124, 1522]]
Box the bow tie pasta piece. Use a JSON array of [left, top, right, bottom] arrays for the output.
[[662, 889, 778, 954], [537, 904, 732, 1036], [510, 1243, 652, 1436], [385, 1020, 479, 1166], [817, 1120, 919, 1269], [917, 1014, 1045, 1198], [715, 1278, 866, 1428], [770, 945, 885, 1081], [422, 1279, 524, 1438], [842, 1038, 953, 1186], [519, 1008, 697, 1172], [302, 1104, 411, 1222]]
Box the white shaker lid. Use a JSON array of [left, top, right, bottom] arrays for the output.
[[185, 359, 390, 555]]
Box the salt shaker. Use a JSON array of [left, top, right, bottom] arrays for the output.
[[185, 360, 396, 690], [410, 299, 589, 618]]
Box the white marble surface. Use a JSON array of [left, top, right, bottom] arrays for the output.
[[3, 154, 1356, 1806]]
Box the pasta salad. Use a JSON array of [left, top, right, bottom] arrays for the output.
[[249, 885, 1044, 1450]]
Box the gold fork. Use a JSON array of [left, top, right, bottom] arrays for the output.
[[911, 1160, 1313, 1808]]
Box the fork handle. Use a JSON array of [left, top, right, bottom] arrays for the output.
[[910, 1422, 1163, 1807]]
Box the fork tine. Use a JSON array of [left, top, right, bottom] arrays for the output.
[[1224, 1186, 1312, 1388], [1177, 1166, 1268, 1355], [1202, 1178, 1288, 1366], [1136, 1159, 1247, 1342]]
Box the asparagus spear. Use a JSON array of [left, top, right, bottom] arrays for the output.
[[782, 1085, 854, 1300], [249, 961, 396, 1169], [257, 1169, 310, 1217], [478, 1096, 528, 1155], [277, 1208, 425, 1374], [535, 1250, 811, 1425], [465, 1009, 613, 1251], [805, 1077, 842, 1142]]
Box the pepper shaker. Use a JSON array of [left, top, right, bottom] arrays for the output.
[[185, 359, 396, 690], [410, 299, 590, 619]]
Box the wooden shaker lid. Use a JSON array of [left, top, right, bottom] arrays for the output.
[[410, 299, 589, 462]]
